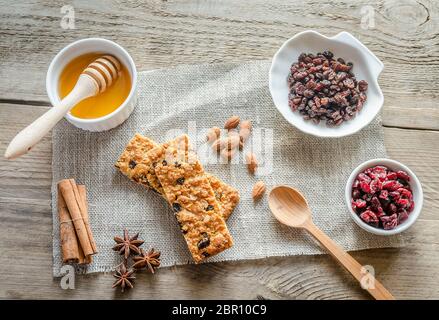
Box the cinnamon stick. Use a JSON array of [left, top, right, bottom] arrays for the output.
[[58, 179, 94, 257], [77, 184, 97, 254], [77, 241, 92, 264], [58, 186, 81, 264], [77, 186, 93, 264]]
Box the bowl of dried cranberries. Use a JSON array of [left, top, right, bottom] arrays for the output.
[[269, 30, 384, 138], [345, 159, 423, 235]]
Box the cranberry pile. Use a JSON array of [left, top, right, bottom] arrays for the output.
[[351, 165, 414, 230], [287, 51, 368, 126]]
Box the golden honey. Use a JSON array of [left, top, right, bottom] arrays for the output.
[[58, 53, 131, 119]]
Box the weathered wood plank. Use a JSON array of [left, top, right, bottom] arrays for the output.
[[0, 0, 438, 129], [0, 102, 438, 299]]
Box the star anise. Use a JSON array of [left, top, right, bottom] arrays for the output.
[[132, 248, 161, 273], [113, 229, 144, 259], [112, 263, 136, 292]]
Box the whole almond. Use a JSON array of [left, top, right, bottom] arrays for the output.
[[212, 139, 223, 152], [224, 116, 240, 130], [226, 135, 240, 150], [220, 147, 237, 161], [239, 119, 252, 140], [252, 181, 266, 200], [206, 127, 221, 143], [245, 152, 258, 174]]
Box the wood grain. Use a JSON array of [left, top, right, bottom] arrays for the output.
[[0, 103, 438, 299], [0, 0, 438, 129], [0, 0, 438, 300]]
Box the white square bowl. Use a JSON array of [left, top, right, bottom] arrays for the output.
[[269, 30, 384, 138]]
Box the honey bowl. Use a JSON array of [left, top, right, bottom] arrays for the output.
[[46, 38, 137, 132]]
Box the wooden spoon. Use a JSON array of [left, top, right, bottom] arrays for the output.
[[4, 55, 121, 160], [268, 185, 395, 300]]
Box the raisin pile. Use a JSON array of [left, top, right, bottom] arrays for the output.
[[351, 165, 414, 230], [287, 51, 368, 126]]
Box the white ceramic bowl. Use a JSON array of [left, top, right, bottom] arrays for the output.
[[345, 158, 423, 235], [46, 38, 137, 132], [269, 30, 384, 138]]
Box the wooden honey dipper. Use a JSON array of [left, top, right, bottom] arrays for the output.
[[4, 55, 121, 159]]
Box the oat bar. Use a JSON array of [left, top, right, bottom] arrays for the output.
[[206, 174, 240, 221], [154, 146, 233, 262], [114, 133, 158, 188]]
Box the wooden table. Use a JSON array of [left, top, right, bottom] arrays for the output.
[[1, 0, 438, 300]]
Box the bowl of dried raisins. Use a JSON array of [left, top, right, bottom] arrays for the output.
[[345, 159, 423, 235], [269, 30, 384, 138]]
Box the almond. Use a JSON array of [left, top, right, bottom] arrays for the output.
[[224, 116, 240, 130], [226, 133, 240, 150], [220, 147, 237, 161], [245, 152, 258, 174], [239, 120, 252, 143], [252, 181, 266, 200], [206, 126, 221, 143], [212, 139, 224, 152]]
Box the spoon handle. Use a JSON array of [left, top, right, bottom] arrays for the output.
[[4, 75, 97, 160], [304, 222, 395, 300]]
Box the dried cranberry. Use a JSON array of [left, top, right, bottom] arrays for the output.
[[379, 190, 389, 199], [353, 199, 367, 209], [408, 201, 415, 212], [398, 188, 412, 200], [360, 181, 371, 194], [386, 171, 397, 180], [398, 210, 409, 223], [396, 198, 410, 208], [352, 189, 361, 199], [360, 210, 379, 227], [370, 179, 383, 193], [389, 191, 400, 201], [358, 173, 371, 184], [396, 170, 410, 181], [381, 214, 398, 230], [382, 180, 397, 190]]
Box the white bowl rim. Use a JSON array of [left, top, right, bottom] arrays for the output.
[[345, 158, 423, 236], [269, 30, 384, 138], [46, 37, 137, 124]]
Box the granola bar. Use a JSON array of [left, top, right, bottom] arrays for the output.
[[154, 146, 233, 262], [115, 134, 239, 219], [206, 174, 240, 220], [114, 133, 158, 188]]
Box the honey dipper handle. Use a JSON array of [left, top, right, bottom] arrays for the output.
[[304, 222, 395, 300], [4, 75, 98, 159]]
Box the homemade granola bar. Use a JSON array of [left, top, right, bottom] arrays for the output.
[[154, 146, 233, 262], [206, 174, 239, 220], [115, 134, 239, 219], [114, 133, 158, 188]]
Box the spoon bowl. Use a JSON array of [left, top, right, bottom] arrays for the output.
[[269, 185, 312, 228]]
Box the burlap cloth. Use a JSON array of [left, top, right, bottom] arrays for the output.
[[52, 61, 403, 276]]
